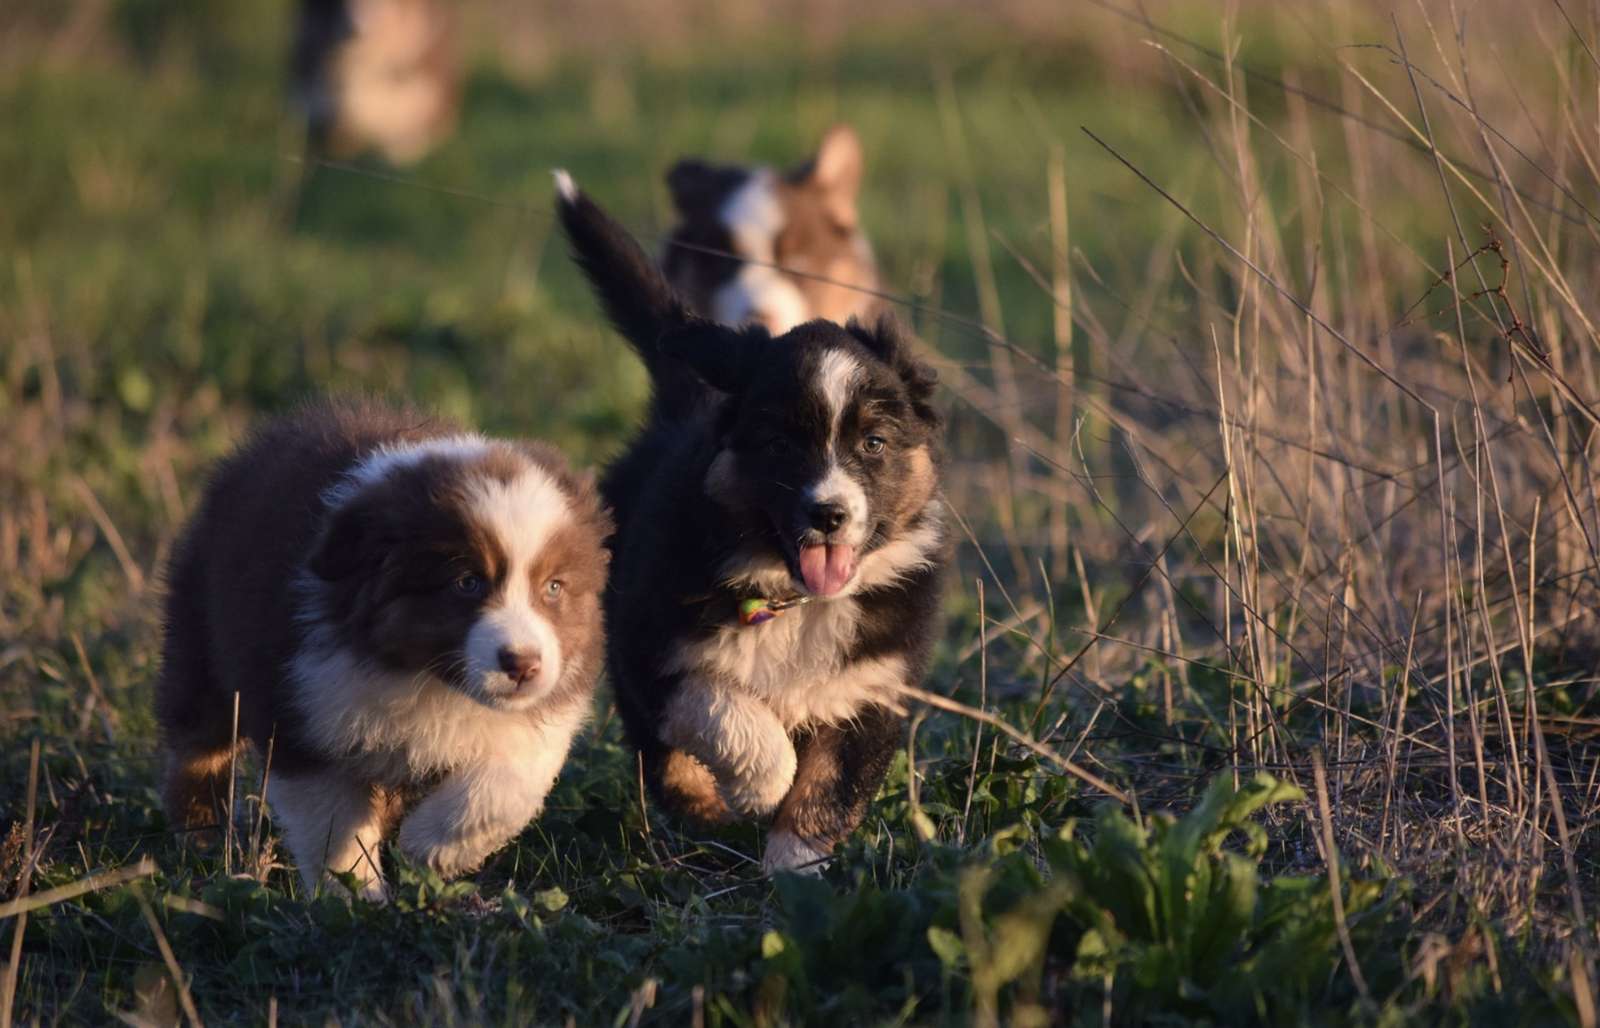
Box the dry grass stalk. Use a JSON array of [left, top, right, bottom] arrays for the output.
[[68, 476, 144, 594], [133, 888, 204, 1027], [0, 858, 159, 921], [1312, 750, 1371, 1005], [0, 740, 39, 1028], [893, 682, 1129, 805], [224, 692, 239, 877]]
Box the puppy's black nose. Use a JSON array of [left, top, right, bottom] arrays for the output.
[[497, 646, 541, 684], [808, 501, 848, 533]]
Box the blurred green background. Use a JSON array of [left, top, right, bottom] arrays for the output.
[[1, 0, 1473, 621], [0, 0, 1418, 461]]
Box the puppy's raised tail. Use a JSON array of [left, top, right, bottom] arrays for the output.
[[553, 170, 690, 368]]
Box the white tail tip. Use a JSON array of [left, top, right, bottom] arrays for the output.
[[552, 169, 577, 203]]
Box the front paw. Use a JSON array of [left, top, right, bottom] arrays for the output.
[[396, 819, 498, 879], [762, 829, 831, 875], [714, 739, 797, 818]]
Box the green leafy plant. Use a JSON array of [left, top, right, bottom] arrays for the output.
[[938, 774, 1389, 1025]]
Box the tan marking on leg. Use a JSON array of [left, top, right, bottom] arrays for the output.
[[162, 744, 242, 831], [660, 749, 733, 825], [661, 680, 796, 817]]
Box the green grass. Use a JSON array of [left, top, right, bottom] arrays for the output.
[[3, 1, 1598, 1024]]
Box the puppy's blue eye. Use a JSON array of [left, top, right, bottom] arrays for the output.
[[453, 573, 485, 598], [862, 435, 887, 455], [544, 579, 564, 600]]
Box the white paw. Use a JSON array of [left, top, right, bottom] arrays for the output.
[[763, 829, 831, 875], [396, 820, 500, 879], [715, 740, 797, 817]]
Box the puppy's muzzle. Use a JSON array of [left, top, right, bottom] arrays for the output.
[[807, 500, 848, 534], [497, 646, 542, 685]]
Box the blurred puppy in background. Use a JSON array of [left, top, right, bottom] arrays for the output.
[[662, 125, 881, 334], [291, 0, 459, 165], [157, 399, 611, 899]]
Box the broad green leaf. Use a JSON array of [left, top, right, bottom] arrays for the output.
[[926, 926, 965, 969], [534, 886, 569, 913]]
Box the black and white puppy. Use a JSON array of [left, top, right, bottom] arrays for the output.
[[156, 399, 610, 898], [556, 173, 947, 874]]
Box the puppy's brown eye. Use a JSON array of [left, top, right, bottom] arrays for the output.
[[453, 572, 485, 598], [544, 579, 564, 601], [862, 435, 887, 455]]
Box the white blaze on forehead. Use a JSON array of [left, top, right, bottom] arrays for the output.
[[815, 349, 863, 439], [802, 349, 870, 545], [327, 433, 492, 509], [720, 169, 785, 256], [712, 169, 809, 332], [461, 461, 571, 708], [464, 459, 571, 564]]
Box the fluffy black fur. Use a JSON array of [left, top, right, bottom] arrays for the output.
[[556, 180, 948, 871]]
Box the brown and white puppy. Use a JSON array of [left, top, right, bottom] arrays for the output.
[[291, 0, 459, 165], [661, 125, 881, 334], [557, 174, 947, 875], [156, 399, 610, 899]]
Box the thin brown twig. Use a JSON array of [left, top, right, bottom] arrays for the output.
[[1312, 750, 1372, 1006], [891, 682, 1130, 805], [133, 887, 204, 1028], [0, 740, 39, 1028], [0, 857, 158, 921], [69, 476, 145, 593]]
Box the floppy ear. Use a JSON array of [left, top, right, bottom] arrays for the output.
[[794, 124, 864, 229], [666, 160, 711, 216], [849, 314, 941, 429], [657, 321, 771, 396], [308, 492, 387, 582], [666, 159, 743, 218], [554, 171, 692, 365]]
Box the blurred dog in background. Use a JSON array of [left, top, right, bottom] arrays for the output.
[[662, 125, 881, 333], [291, 0, 459, 165]]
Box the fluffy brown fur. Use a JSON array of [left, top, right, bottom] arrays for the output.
[[157, 398, 610, 898]]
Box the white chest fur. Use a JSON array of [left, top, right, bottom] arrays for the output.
[[668, 599, 905, 729], [290, 632, 557, 781]]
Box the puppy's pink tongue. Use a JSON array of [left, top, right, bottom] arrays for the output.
[[799, 544, 856, 596]]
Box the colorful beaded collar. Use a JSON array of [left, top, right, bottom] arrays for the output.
[[736, 595, 816, 626]]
